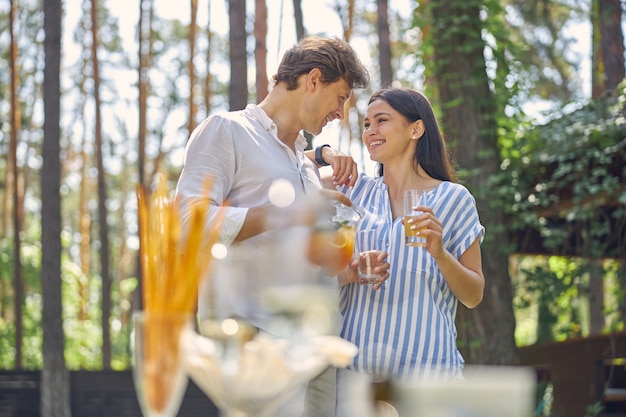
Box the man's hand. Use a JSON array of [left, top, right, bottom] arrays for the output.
[[318, 188, 352, 207]]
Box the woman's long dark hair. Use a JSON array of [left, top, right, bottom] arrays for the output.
[[369, 88, 457, 183]]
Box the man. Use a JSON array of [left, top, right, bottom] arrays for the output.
[[174, 36, 370, 417], [175, 36, 369, 244]]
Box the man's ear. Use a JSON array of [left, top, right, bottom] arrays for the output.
[[307, 68, 322, 90]]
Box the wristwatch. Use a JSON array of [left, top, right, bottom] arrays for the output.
[[315, 144, 331, 166]]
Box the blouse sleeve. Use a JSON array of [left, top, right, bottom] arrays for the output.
[[441, 185, 485, 260]]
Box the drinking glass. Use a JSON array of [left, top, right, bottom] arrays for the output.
[[307, 202, 362, 275], [132, 311, 192, 417], [403, 190, 427, 247], [355, 229, 385, 285]]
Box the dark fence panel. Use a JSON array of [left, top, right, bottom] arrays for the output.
[[0, 371, 39, 417], [0, 370, 217, 417], [519, 331, 626, 417]]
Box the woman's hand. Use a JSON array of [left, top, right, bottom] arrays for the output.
[[338, 252, 391, 291], [320, 146, 359, 188], [404, 205, 485, 308], [404, 205, 445, 260], [370, 251, 391, 290]]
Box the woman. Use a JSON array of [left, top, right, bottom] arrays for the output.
[[338, 88, 485, 381]]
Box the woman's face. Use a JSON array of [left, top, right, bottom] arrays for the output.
[[362, 98, 417, 165]]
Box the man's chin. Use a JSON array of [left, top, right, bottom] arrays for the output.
[[304, 128, 322, 136]]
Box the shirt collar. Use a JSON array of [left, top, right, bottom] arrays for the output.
[[245, 104, 276, 133], [244, 104, 307, 152]]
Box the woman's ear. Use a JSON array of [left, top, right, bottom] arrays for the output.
[[412, 120, 425, 139]]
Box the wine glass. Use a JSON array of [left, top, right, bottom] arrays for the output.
[[132, 311, 192, 417]]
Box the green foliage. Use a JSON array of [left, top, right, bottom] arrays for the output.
[[584, 402, 604, 417], [514, 256, 624, 346], [493, 81, 626, 259], [60, 251, 103, 369], [608, 262, 626, 332], [501, 0, 587, 102], [514, 256, 587, 344], [0, 234, 135, 370], [414, 0, 626, 350], [0, 238, 43, 369]]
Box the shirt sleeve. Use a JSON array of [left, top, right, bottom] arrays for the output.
[[443, 185, 485, 260], [174, 114, 248, 246]]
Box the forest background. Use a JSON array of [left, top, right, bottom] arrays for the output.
[[1, 0, 626, 415]]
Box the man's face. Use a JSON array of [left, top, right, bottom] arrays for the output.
[[302, 78, 352, 136]]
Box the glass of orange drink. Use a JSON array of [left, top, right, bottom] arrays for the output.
[[403, 190, 428, 247], [307, 202, 362, 275]]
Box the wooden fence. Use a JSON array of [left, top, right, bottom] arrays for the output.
[[4, 332, 626, 417], [0, 369, 217, 417], [519, 331, 626, 417]]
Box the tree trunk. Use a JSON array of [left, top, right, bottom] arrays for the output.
[[188, 0, 198, 134], [291, 0, 312, 149], [204, 1, 213, 115], [69, 2, 91, 322], [254, 0, 268, 102], [292, 0, 305, 41], [9, 0, 24, 370], [229, 0, 248, 110], [376, 0, 393, 87], [335, 0, 356, 151], [591, 0, 625, 98], [138, 0, 151, 190], [42, 0, 71, 414], [588, 260, 605, 334], [78, 137, 91, 321], [0, 155, 7, 239], [620, 261, 626, 324], [429, 0, 519, 365], [90, 0, 112, 369], [137, 0, 154, 308], [601, 0, 625, 89]]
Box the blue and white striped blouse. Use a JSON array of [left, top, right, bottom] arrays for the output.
[[339, 174, 485, 380]]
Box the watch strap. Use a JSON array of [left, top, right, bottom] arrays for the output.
[[315, 144, 331, 166]]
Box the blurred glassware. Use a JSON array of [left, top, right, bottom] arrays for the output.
[[355, 229, 385, 285], [183, 320, 358, 417], [199, 231, 337, 339], [191, 185, 359, 416], [392, 365, 536, 417], [132, 312, 192, 417], [307, 201, 363, 275]]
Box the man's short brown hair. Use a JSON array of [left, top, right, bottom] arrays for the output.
[[273, 36, 370, 91]]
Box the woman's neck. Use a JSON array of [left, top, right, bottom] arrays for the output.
[[383, 164, 441, 200]]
